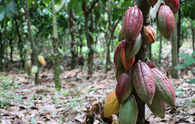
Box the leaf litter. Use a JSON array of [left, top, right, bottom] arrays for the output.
[[0, 41, 195, 124]]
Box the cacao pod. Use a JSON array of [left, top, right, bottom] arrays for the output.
[[157, 5, 175, 39], [114, 41, 126, 65], [120, 47, 135, 71], [103, 90, 120, 118], [128, 33, 142, 58], [164, 0, 180, 13], [116, 73, 133, 103], [38, 55, 46, 66], [148, 93, 166, 118], [147, 0, 158, 6], [123, 6, 143, 42], [119, 95, 138, 124], [114, 41, 135, 72], [143, 25, 156, 44], [113, 41, 126, 81], [151, 68, 176, 107], [133, 61, 156, 105]]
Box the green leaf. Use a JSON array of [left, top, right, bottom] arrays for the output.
[[6, 0, 17, 17], [192, 51, 195, 57], [175, 64, 186, 70], [43, 0, 50, 7], [55, 0, 66, 12], [186, 79, 195, 84]]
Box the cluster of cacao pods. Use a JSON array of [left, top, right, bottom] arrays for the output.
[[102, 0, 179, 123]]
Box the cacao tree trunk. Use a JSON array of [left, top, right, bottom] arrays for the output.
[[132, 0, 151, 123], [177, 7, 181, 59], [52, 0, 61, 90], [149, 44, 152, 59], [9, 39, 13, 62], [68, 9, 77, 69], [192, 28, 195, 51], [82, 0, 98, 76], [171, 16, 179, 78], [0, 30, 5, 71], [105, 36, 111, 72], [159, 35, 162, 64], [25, 0, 40, 84]]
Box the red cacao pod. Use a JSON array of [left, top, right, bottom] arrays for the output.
[[103, 90, 120, 118], [133, 61, 156, 105], [157, 5, 175, 39], [123, 6, 143, 42], [148, 94, 166, 118], [143, 25, 156, 44], [114, 41, 135, 71], [120, 47, 135, 71], [119, 95, 138, 124], [147, 0, 158, 6], [164, 0, 180, 13], [151, 68, 176, 107], [116, 73, 133, 103], [114, 41, 126, 65]]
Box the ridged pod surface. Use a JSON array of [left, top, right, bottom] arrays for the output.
[[164, 0, 180, 13], [119, 95, 138, 124], [133, 61, 156, 105], [116, 73, 133, 103], [151, 68, 176, 107], [143, 25, 156, 44], [157, 5, 175, 39], [103, 90, 120, 118], [123, 6, 143, 42], [148, 94, 166, 118]]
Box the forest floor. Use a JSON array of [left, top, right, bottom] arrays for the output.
[[0, 40, 195, 124]]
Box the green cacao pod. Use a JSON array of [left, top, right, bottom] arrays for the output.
[[119, 95, 138, 124], [123, 6, 143, 42], [157, 5, 175, 39], [116, 73, 133, 103], [151, 68, 176, 107], [148, 94, 166, 118], [133, 61, 156, 105], [128, 33, 142, 58]]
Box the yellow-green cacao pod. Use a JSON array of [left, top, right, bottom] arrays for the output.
[[148, 94, 166, 118]]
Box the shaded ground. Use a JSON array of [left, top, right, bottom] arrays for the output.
[[0, 40, 194, 124]]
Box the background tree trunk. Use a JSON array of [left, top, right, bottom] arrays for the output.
[[68, 9, 77, 69], [177, 7, 181, 59], [192, 28, 195, 51], [171, 16, 179, 78], [52, 0, 61, 90], [159, 35, 162, 64], [82, 0, 98, 76]]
